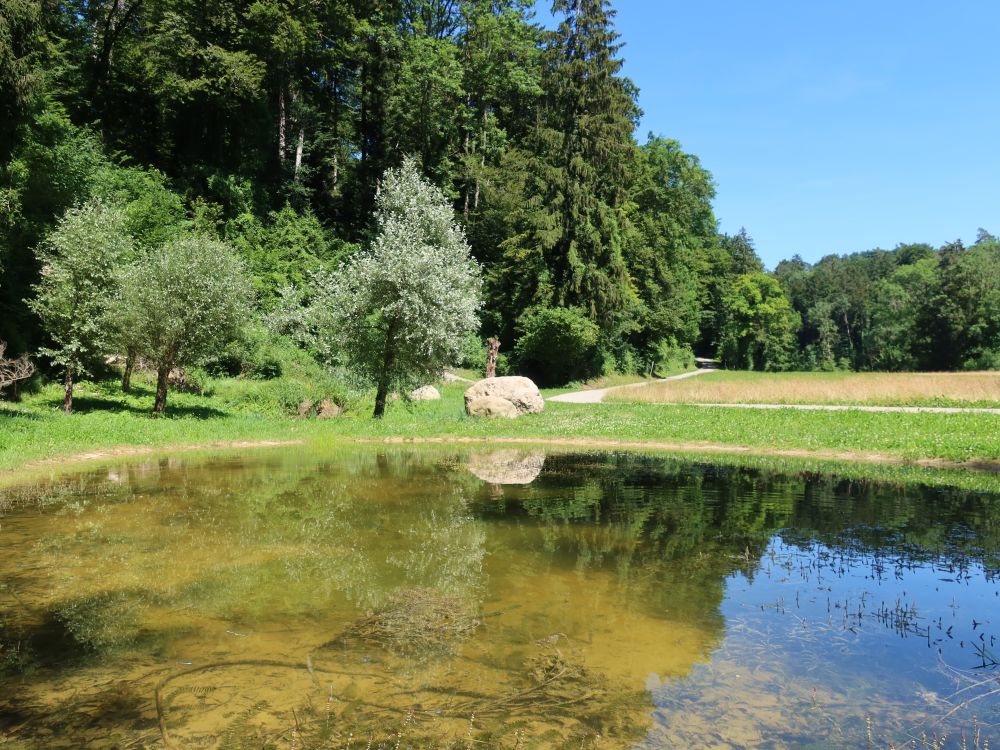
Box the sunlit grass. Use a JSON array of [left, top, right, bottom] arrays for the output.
[[608, 370, 1000, 408], [3, 370, 999, 491]]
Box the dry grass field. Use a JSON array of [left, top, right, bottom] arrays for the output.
[[608, 370, 1000, 407]]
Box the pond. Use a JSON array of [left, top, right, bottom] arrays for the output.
[[0, 448, 998, 749]]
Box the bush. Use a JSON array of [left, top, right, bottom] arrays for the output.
[[203, 326, 284, 380], [652, 340, 694, 375], [457, 333, 487, 373], [514, 307, 601, 387]]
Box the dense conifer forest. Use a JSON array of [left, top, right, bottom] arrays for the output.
[[2, 0, 998, 384]]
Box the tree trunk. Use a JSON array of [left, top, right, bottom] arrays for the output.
[[278, 85, 287, 164], [294, 125, 305, 180], [373, 376, 391, 419], [372, 328, 398, 419], [485, 337, 500, 378], [63, 366, 74, 414], [153, 365, 169, 415], [121, 353, 134, 393]]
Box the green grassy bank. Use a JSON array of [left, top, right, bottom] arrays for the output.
[[2, 374, 998, 492]]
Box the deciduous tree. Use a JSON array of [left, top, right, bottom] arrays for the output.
[[116, 234, 252, 413], [316, 159, 481, 418], [28, 200, 133, 411]]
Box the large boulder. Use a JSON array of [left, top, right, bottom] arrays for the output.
[[409, 385, 441, 401], [464, 376, 544, 417], [466, 395, 520, 418]]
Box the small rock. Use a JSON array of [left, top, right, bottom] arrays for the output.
[[466, 395, 520, 418], [317, 399, 343, 419], [409, 385, 441, 400], [296, 399, 314, 418]]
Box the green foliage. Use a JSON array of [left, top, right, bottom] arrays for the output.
[[626, 135, 715, 366], [90, 165, 186, 248], [457, 332, 487, 373], [718, 273, 800, 371], [226, 205, 349, 307], [514, 306, 601, 386], [652, 340, 695, 375], [315, 159, 481, 417], [28, 200, 134, 408], [776, 238, 1000, 373], [492, 0, 640, 351], [116, 234, 254, 412], [203, 325, 284, 380], [3, 0, 996, 378]]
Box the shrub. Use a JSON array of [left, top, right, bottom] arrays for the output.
[[514, 306, 601, 386]]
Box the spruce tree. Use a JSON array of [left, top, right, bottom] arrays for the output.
[[545, 0, 638, 324], [500, 0, 640, 341]]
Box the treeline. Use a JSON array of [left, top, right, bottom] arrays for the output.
[[775, 235, 1000, 372], [1, 0, 997, 388]]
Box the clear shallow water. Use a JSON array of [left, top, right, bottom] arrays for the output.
[[0, 448, 997, 749]]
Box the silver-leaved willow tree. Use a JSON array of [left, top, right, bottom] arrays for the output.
[[316, 158, 482, 418]]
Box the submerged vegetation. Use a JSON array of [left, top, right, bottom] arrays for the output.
[[1, 449, 999, 747]]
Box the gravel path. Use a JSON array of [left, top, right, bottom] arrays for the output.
[[685, 402, 1000, 415], [547, 367, 714, 404]]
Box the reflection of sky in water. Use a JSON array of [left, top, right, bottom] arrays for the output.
[[645, 537, 1000, 748], [3, 449, 1000, 748]]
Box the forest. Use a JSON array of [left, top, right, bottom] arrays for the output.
[[2, 0, 998, 394]]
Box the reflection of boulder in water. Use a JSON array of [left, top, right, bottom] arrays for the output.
[[467, 450, 545, 485]]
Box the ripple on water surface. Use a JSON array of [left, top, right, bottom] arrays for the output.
[[0, 448, 998, 748]]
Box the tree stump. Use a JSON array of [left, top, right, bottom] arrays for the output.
[[485, 337, 500, 379]]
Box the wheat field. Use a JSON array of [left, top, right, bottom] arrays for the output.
[[609, 370, 1000, 407]]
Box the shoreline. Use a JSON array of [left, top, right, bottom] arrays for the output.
[[1, 433, 996, 490]]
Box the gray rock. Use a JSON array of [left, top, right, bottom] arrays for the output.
[[463, 376, 544, 417], [465, 395, 520, 418], [296, 399, 315, 418], [409, 385, 441, 401]]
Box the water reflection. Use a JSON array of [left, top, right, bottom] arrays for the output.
[[0, 449, 997, 748], [466, 449, 546, 485]]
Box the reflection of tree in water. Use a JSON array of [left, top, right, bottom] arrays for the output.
[[3, 449, 999, 749], [779, 475, 1000, 573], [470, 453, 800, 627]]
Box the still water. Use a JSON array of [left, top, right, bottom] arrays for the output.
[[0, 448, 998, 749]]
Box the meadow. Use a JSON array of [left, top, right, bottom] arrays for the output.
[[1, 370, 998, 492], [608, 369, 1000, 408]]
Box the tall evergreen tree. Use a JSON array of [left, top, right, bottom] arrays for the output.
[[499, 0, 639, 340]]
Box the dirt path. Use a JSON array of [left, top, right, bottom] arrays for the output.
[[547, 367, 715, 404]]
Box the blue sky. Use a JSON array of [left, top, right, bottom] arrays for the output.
[[534, 2, 1000, 268]]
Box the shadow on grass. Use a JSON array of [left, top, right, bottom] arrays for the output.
[[0, 406, 43, 421], [40, 395, 228, 419]]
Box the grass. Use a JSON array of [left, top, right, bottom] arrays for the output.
[[2, 370, 999, 493], [608, 369, 1000, 408]]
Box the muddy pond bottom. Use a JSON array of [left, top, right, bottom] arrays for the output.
[[0, 448, 998, 749]]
